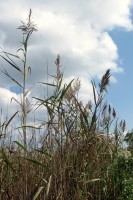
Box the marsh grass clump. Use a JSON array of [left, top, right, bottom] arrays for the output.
[[0, 10, 133, 200]]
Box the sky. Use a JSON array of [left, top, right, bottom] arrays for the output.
[[0, 0, 133, 131]]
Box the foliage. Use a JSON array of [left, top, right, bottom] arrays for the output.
[[124, 130, 133, 154]]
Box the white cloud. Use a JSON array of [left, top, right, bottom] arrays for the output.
[[0, 0, 133, 126], [81, 0, 133, 31], [0, 87, 19, 107], [0, 88, 20, 124]]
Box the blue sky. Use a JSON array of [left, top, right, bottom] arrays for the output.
[[108, 28, 133, 130], [0, 0, 133, 131]]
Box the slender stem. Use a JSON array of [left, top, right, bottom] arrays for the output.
[[23, 34, 28, 198], [23, 34, 27, 148]]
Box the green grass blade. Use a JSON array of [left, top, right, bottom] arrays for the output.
[[24, 84, 34, 97], [3, 51, 20, 58], [14, 141, 27, 152], [0, 55, 22, 72], [58, 79, 74, 105], [34, 148, 51, 156], [3, 69, 23, 88], [5, 111, 19, 131], [57, 76, 63, 91], [33, 96, 54, 104], [1, 149, 14, 171], [24, 158, 46, 168], [38, 82, 56, 87]]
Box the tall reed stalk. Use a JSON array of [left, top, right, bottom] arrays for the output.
[[0, 9, 37, 147]]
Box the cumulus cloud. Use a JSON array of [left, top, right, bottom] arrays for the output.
[[0, 0, 133, 126], [0, 87, 19, 124]]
